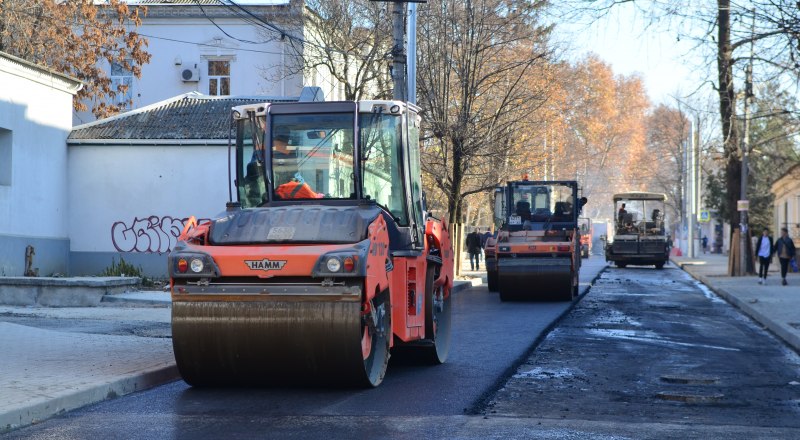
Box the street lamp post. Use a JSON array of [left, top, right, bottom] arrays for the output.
[[738, 9, 755, 276]]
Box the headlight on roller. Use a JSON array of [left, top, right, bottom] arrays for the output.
[[190, 258, 204, 273], [169, 252, 219, 278], [325, 257, 342, 272]]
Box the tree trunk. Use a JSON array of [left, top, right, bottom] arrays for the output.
[[448, 138, 465, 225], [718, 0, 744, 275], [717, 0, 741, 229]]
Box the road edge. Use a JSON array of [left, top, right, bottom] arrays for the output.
[[465, 263, 608, 415], [0, 362, 179, 434], [671, 259, 800, 355]]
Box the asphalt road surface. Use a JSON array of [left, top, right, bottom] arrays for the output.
[[486, 263, 800, 437], [6, 259, 800, 439]]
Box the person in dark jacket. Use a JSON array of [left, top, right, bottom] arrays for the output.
[[465, 229, 482, 271], [775, 227, 797, 286], [755, 228, 774, 285]]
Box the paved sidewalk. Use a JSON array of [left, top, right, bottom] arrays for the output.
[[0, 279, 478, 434], [0, 303, 175, 433], [672, 253, 800, 354]]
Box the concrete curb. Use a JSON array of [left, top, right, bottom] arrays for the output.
[[671, 259, 800, 355], [0, 364, 179, 434]]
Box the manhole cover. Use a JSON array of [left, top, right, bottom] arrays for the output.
[[656, 392, 724, 404], [660, 375, 720, 385]]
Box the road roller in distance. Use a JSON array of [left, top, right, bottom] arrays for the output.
[[168, 100, 454, 387], [604, 191, 670, 269], [484, 186, 504, 292], [492, 179, 586, 301]]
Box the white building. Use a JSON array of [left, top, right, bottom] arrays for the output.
[[75, 0, 344, 124], [0, 52, 82, 276], [772, 164, 800, 245], [68, 89, 321, 276]]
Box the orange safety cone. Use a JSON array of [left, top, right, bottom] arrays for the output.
[[671, 247, 682, 257]]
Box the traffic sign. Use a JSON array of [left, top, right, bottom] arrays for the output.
[[698, 210, 710, 223], [737, 200, 749, 211]]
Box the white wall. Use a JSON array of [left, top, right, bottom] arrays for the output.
[[73, 13, 340, 124], [68, 143, 232, 255], [773, 176, 800, 241], [0, 62, 76, 238], [0, 55, 80, 276]]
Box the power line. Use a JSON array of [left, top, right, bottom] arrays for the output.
[[195, 0, 379, 61], [138, 33, 285, 55]]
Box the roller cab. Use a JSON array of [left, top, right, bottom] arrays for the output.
[[493, 180, 586, 301], [169, 101, 453, 387]]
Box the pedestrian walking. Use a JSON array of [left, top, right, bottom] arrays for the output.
[[701, 236, 708, 254], [774, 227, 797, 286], [756, 228, 774, 285], [465, 228, 482, 271]]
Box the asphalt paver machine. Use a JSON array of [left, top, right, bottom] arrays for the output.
[[604, 192, 670, 269], [492, 179, 587, 301], [168, 100, 454, 387]]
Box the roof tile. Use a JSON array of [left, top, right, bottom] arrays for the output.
[[69, 94, 295, 141]]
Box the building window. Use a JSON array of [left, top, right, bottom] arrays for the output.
[[208, 60, 230, 96], [110, 61, 133, 106], [0, 128, 11, 186]]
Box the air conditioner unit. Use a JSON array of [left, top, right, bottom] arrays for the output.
[[181, 67, 200, 82]]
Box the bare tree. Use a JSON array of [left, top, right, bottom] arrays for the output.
[[642, 103, 690, 228], [0, 0, 150, 118], [258, 0, 392, 100], [416, 0, 553, 224], [560, 0, 800, 231]]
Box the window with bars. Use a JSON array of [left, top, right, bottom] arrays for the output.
[[208, 60, 231, 96], [110, 61, 133, 106]]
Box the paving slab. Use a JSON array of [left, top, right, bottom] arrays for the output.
[[0, 321, 176, 433]]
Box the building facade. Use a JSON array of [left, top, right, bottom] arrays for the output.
[[74, 0, 343, 124], [0, 52, 82, 276], [772, 163, 800, 245]]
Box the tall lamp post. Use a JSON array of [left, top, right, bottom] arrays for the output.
[[738, 9, 755, 276]]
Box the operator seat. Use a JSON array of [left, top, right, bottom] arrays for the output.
[[244, 160, 266, 206], [515, 201, 532, 222], [551, 201, 569, 222]]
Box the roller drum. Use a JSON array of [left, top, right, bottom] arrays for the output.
[[172, 296, 388, 387], [497, 257, 573, 301]]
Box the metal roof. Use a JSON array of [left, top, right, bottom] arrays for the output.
[[69, 93, 296, 142]]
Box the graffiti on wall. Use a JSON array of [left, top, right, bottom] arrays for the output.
[[111, 216, 210, 253]]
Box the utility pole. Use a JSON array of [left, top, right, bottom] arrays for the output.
[[407, 2, 417, 104], [688, 118, 697, 258], [738, 9, 755, 275], [681, 136, 688, 257], [391, 1, 407, 101], [694, 114, 701, 253]]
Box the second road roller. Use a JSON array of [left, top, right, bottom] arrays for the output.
[[490, 179, 586, 301], [168, 100, 454, 387]]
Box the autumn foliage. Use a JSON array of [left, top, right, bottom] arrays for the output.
[[0, 0, 150, 118]]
